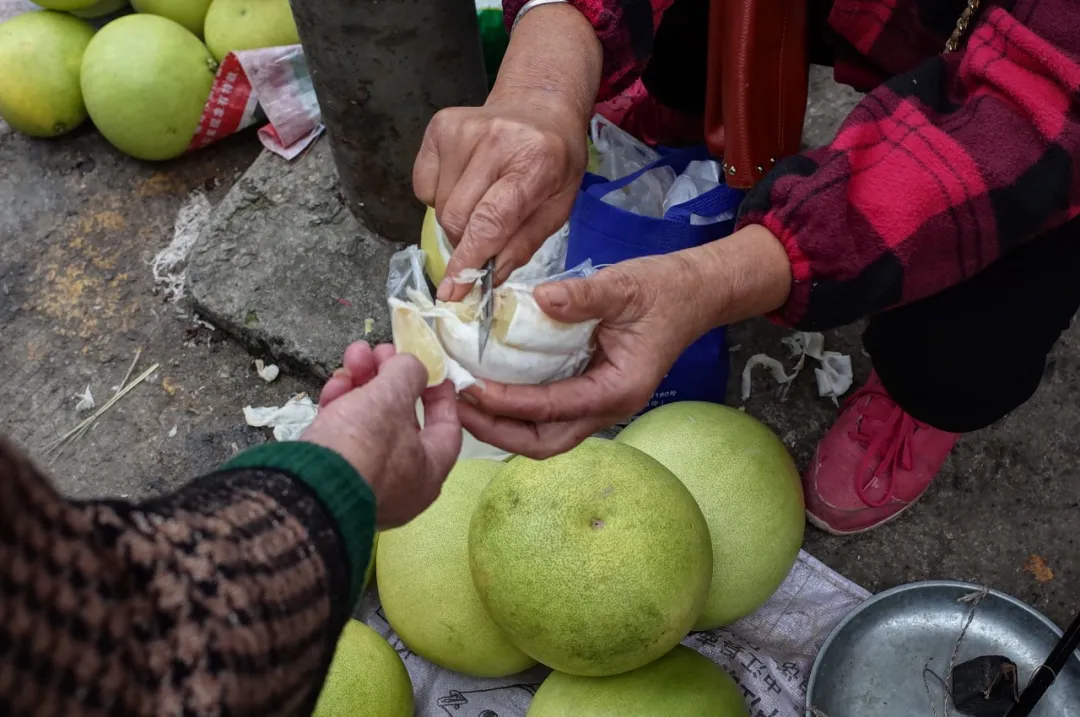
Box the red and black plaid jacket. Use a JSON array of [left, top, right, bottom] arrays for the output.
[[505, 0, 1080, 330]]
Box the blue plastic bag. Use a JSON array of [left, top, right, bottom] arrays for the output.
[[566, 145, 746, 411]]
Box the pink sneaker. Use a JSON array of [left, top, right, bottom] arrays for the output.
[[804, 371, 960, 535]]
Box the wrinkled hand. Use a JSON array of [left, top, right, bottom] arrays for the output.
[[456, 254, 711, 459], [303, 342, 462, 529], [413, 100, 589, 301]]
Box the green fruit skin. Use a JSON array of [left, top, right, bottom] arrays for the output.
[[31, 0, 100, 11], [203, 0, 299, 62], [0, 11, 94, 137], [527, 646, 751, 717], [313, 620, 413, 717], [80, 14, 216, 161], [469, 438, 713, 677], [70, 0, 129, 19], [378, 459, 536, 678], [363, 533, 378, 590], [616, 402, 806, 630], [130, 0, 213, 37]]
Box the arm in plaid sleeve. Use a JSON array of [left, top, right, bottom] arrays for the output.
[[738, 2, 1080, 331], [503, 0, 675, 101], [0, 437, 374, 717]]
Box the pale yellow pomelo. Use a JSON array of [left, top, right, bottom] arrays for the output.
[[469, 438, 712, 677], [313, 619, 413, 717], [70, 0, 129, 19], [131, 0, 214, 36], [527, 645, 750, 717], [0, 11, 94, 137], [616, 402, 805, 629], [420, 206, 448, 286], [80, 14, 216, 161], [203, 0, 299, 62], [363, 533, 378, 590], [378, 459, 535, 677]]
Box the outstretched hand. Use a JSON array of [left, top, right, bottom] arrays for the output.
[[304, 342, 462, 529]]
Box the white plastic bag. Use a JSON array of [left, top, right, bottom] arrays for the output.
[[387, 246, 600, 391]]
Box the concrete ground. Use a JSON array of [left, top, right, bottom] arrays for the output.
[[1, 72, 1077, 631]]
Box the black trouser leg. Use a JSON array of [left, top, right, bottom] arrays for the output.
[[864, 218, 1080, 434]]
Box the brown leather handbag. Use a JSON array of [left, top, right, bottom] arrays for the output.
[[704, 0, 809, 190]]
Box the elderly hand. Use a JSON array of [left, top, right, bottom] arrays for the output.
[[411, 2, 601, 302], [456, 225, 794, 459], [303, 342, 462, 529]]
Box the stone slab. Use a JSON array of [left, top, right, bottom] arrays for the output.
[[189, 139, 404, 379]]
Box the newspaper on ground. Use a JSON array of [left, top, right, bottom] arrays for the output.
[[359, 550, 870, 717]]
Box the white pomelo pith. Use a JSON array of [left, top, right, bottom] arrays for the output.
[[469, 438, 712, 677], [377, 459, 535, 677], [80, 14, 216, 161], [527, 645, 750, 717], [615, 401, 805, 629], [312, 619, 413, 717]]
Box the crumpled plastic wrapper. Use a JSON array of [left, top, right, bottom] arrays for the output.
[[243, 395, 318, 441], [587, 115, 734, 225], [387, 246, 600, 391]]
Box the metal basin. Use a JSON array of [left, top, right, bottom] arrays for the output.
[[806, 580, 1080, 717]]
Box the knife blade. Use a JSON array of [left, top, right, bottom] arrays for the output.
[[477, 258, 495, 363]]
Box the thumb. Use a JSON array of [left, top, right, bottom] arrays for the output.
[[533, 269, 632, 324]]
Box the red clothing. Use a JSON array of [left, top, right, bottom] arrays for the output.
[[505, 0, 1080, 329]]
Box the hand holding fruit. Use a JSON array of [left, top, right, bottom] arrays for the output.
[[304, 341, 462, 529]]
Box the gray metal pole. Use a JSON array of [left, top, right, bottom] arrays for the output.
[[290, 0, 489, 242]]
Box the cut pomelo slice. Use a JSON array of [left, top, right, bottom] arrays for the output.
[[391, 302, 448, 387]]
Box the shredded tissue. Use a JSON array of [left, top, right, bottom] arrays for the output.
[[742, 332, 853, 404]]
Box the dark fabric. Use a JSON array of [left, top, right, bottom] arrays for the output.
[[865, 216, 1080, 434], [0, 438, 368, 717], [631, 0, 838, 114], [640, 0, 709, 115]]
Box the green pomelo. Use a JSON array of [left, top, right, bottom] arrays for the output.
[[363, 533, 378, 590], [527, 645, 750, 717], [469, 438, 712, 677], [313, 619, 413, 717], [80, 15, 215, 161], [616, 402, 805, 629], [378, 459, 535, 677], [203, 0, 298, 62], [30, 0, 99, 11], [70, 0, 129, 19], [0, 11, 94, 137], [131, 0, 214, 36]]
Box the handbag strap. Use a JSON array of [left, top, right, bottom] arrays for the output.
[[704, 0, 810, 190]]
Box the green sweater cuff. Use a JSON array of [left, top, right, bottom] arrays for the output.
[[223, 442, 375, 606]]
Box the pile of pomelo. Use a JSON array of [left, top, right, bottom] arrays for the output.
[[315, 401, 806, 716], [0, 0, 299, 158]]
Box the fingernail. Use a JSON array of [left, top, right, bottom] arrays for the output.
[[332, 367, 350, 379], [495, 262, 513, 285], [436, 279, 452, 301], [539, 284, 569, 308], [459, 391, 479, 405]]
